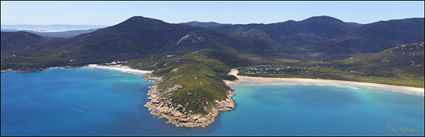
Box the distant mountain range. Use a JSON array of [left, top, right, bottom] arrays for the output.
[[182, 21, 232, 28], [1, 25, 103, 38], [2, 16, 423, 59], [1, 25, 105, 32]]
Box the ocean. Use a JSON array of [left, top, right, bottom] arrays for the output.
[[1, 67, 423, 136]]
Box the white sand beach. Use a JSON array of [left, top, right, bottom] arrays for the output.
[[87, 64, 152, 75], [225, 69, 424, 96]]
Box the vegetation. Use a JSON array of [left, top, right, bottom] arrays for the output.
[[238, 43, 424, 87], [143, 49, 242, 114], [239, 64, 424, 88]]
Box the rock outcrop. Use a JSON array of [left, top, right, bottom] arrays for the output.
[[145, 85, 235, 127]]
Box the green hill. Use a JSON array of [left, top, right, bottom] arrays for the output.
[[336, 42, 424, 87]]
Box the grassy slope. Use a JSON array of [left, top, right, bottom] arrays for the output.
[[129, 49, 245, 114], [337, 42, 424, 87]]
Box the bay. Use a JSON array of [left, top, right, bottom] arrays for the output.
[[1, 68, 423, 135]]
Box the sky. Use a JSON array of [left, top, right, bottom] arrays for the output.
[[1, 1, 424, 25]]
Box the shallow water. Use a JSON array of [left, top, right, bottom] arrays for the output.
[[1, 68, 423, 135]]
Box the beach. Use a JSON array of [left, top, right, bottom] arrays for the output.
[[87, 64, 152, 75], [225, 69, 424, 96], [84, 65, 424, 96]]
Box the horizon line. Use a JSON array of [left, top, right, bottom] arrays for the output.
[[1, 15, 424, 26]]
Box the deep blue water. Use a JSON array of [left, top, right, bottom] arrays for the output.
[[1, 68, 424, 136]]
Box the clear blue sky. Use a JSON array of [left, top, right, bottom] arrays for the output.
[[1, 1, 424, 25]]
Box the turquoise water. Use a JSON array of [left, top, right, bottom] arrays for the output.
[[1, 68, 424, 135]]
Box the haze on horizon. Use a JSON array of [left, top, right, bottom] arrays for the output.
[[1, 1, 424, 26]]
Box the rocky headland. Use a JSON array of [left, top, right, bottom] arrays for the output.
[[144, 74, 235, 127]]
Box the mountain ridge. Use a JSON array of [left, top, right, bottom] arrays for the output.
[[2, 16, 423, 69]]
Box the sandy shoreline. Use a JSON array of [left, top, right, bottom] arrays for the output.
[[86, 64, 152, 75], [225, 69, 424, 96]]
